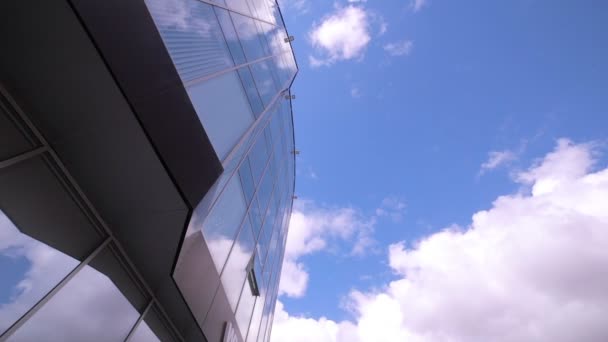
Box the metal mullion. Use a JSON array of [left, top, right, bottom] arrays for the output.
[[124, 300, 154, 342], [0, 237, 112, 342], [193, 0, 278, 27], [0, 146, 47, 169]]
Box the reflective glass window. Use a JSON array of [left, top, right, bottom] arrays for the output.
[[250, 60, 279, 107], [221, 219, 255, 311], [246, 292, 264, 342], [0, 155, 105, 335], [9, 245, 146, 342], [239, 158, 255, 204], [0, 212, 78, 335], [238, 67, 265, 118], [203, 176, 247, 272], [129, 305, 180, 342], [225, 0, 252, 16], [231, 13, 266, 62], [214, 7, 247, 66], [249, 197, 263, 240], [146, 0, 233, 83], [248, 132, 269, 184], [187, 70, 254, 160]]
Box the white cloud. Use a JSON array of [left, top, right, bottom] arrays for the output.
[[278, 0, 310, 15], [279, 200, 375, 297], [479, 149, 517, 175], [308, 6, 371, 67], [273, 139, 608, 342], [375, 196, 407, 223], [383, 40, 414, 57], [411, 0, 428, 12]]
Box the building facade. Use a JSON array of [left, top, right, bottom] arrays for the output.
[[0, 0, 297, 341]]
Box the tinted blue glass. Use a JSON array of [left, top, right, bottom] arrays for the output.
[[202, 176, 247, 271], [231, 13, 266, 62], [221, 218, 255, 311], [256, 22, 272, 57], [256, 167, 273, 217], [249, 198, 263, 240], [239, 158, 255, 204], [250, 60, 278, 107], [225, 0, 252, 16], [248, 132, 269, 184], [214, 7, 247, 65], [188, 71, 254, 160], [238, 67, 265, 118], [146, 0, 233, 82]]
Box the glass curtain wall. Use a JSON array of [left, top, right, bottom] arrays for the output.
[[144, 1, 297, 342]]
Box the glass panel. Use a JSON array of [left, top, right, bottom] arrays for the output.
[[214, 7, 246, 66], [230, 13, 266, 62], [0, 156, 105, 335], [202, 175, 248, 272], [237, 67, 265, 118], [9, 245, 145, 342], [250, 61, 278, 107], [249, 197, 263, 240], [187, 70, 255, 160], [239, 158, 256, 204], [225, 0, 252, 16], [220, 219, 255, 311], [145, 0, 234, 83], [248, 131, 269, 184], [130, 321, 161, 342], [130, 305, 179, 342], [246, 290, 265, 342], [0, 212, 78, 335]]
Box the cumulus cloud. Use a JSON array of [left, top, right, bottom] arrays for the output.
[[308, 6, 371, 67], [273, 138, 608, 342], [383, 40, 414, 57]]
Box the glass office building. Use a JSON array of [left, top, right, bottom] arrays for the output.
[[0, 0, 297, 341]]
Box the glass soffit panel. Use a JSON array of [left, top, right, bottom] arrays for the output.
[[9, 244, 146, 341], [130, 305, 180, 342], [0, 155, 105, 335]]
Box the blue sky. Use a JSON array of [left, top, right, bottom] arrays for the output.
[[272, 1, 608, 341]]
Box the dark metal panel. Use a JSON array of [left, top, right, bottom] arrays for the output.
[[68, 0, 223, 208]]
